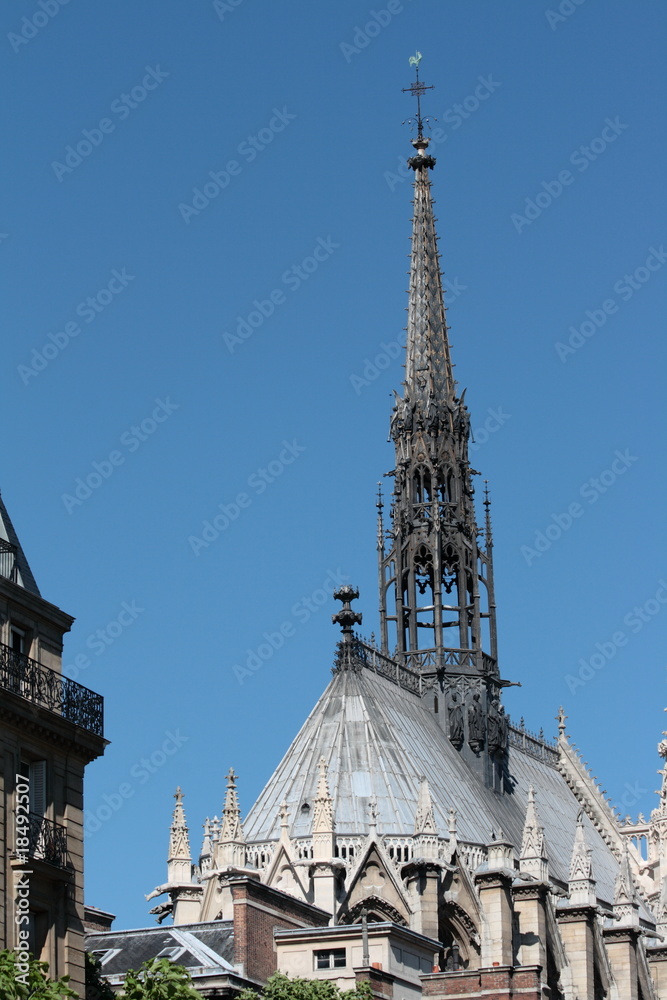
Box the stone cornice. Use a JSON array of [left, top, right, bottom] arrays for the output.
[[0, 698, 107, 761]]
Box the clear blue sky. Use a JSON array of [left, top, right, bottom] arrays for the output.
[[1, 1, 665, 929]]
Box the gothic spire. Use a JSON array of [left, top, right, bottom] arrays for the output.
[[167, 786, 192, 884], [613, 840, 639, 926], [404, 135, 455, 406], [568, 811, 596, 906], [218, 767, 246, 868], [379, 57, 500, 746], [520, 786, 549, 882]]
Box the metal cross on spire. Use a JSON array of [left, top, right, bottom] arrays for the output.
[[402, 51, 435, 139]]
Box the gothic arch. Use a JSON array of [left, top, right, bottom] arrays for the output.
[[342, 895, 408, 927]]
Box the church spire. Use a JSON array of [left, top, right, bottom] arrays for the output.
[[379, 57, 501, 753]]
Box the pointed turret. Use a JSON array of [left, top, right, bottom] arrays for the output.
[[147, 787, 203, 925], [519, 786, 549, 883], [167, 786, 193, 884], [200, 817, 212, 873], [613, 840, 640, 927], [218, 767, 246, 868], [568, 812, 596, 906]]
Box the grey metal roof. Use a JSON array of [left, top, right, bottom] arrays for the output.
[[244, 665, 620, 906], [0, 491, 40, 595], [86, 920, 235, 977]]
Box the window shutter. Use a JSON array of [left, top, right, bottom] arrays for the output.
[[30, 761, 46, 816]]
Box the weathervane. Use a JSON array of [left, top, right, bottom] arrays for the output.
[[402, 51, 435, 139]]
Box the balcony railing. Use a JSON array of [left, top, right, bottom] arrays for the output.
[[0, 538, 18, 583], [26, 812, 71, 869], [0, 642, 104, 737]]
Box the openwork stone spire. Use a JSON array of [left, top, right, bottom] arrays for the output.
[[378, 58, 500, 761]]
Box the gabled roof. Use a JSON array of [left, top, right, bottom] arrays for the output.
[[0, 491, 40, 595], [243, 665, 621, 906], [86, 920, 235, 978]]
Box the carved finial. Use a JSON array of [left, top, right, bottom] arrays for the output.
[[279, 800, 289, 831], [557, 706, 567, 737], [376, 483, 385, 554], [332, 585, 362, 642], [483, 481, 493, 549]]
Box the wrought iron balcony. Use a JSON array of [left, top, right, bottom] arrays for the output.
[[0, 538, 18, 583], [0, 642, 104, 738], [25, 812, 71, 870]]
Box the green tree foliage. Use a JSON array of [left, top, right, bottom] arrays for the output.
[[0, 949, 77, 999], [120, 958, 202, 999], [86, 951, 116, 1000], [240, 971, 375, 1000]]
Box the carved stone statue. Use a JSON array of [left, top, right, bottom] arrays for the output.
[[468, 692, 485, 753], [447, 692, 464, 750], [487, 697, 504, 756]]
